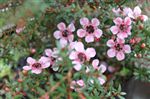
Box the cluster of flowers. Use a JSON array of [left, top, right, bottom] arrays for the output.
[[22, 5, 148, 91], [108, 6, 148, 61]]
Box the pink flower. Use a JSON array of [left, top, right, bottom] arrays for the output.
[[92, 59, 106, 73], [98, 77, 106, 85], [45, 48, 59, 66], [107, 38, 131, 61], [110, 17, 132, 39], [54, 22, 75, 47], [112, 7, 132, 16], [128, 6, 148, 22], [69, 42, 96, 71], [23, 57, 50, 74], [77, 17, 103, 43], [70, 80, 85, 91]]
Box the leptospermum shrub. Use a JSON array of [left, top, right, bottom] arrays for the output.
[[1, 1, 150, 99]]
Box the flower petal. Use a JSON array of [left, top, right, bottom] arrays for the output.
[[91, 18, 100, 26], [99, 64, 106, 73], [92, 59, 99, 69], [32, 69, 42, 74], [107, 48, 116, 58], [124, 17, 132, 25], [23, 66, 31, 70], [75, 42, 84, 52], [27, 57, 36, 65], [74, 64, 82, 71], [45, 49, 53, 57], [80, 17, 89, 26], [77, 29, 86, 38], [134, 6, 141, 17], [110, 26, 119, 34], [76, 80, 84, 87], [53, 31, 62, 39], [60, 38, 68, 48], [113, 17, 123, 25], [69, 51, 78, 60], [57, 22, 66, 31], [117, 33, 128, 39], [106, 39, 115, 47], [68, 34, 74, 42], [116, 51, 125, 61], [94, 29, 102, 38], [123, 45, 131, 53], [85, 35, 94, 43], [98, 77, 106, 85], [86, 48, 96, 58], [67, 23, 75, 32], [39, 56, 49, 64]]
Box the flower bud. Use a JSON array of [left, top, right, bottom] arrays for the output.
[[141, 43, 146, 49], [138, 24, 144, 30], [22, 70, 28, 76], [17, 79, 23, 83]]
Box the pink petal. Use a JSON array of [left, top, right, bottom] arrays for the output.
[[123, 45, 131, 53], [74, 64, 82, 71], [85, 35, 94, 43], [107, 48, 116, 58], [91, 18, 100, 26], [86, 48, 96, 58], [57, 22, 66, 31], [99, 64, 106, 73], [39, 56, 49, 64], [92, 59, 99, 69], [98, 77, 106, 85], [94, 29, 102, 38], [23, 66, 31, 70], [45, 49, 53, 57], [69, 51, 78, 60], [68, 34, 74, 42], [42, 62, 50, 68], [27, 57, 36, 65], [80, 17, 89, 26], [116, 38, 125, 44], [106, 39, 115, 47], [110, 26, 119, 34], [76, 80, 84, 87], [67, 23, 75, 32], [60, 38, 68, 48], [116, 51, 125, 61], [113, 17, 123, 25], [53, 31, 62, 39], [117, 33, 128, 39], [128, 11, 135, 19], [32, 69, 42, 74], [74, 42, 84, 52], [77, 29, 86, 38], [124, 17, 132, 25], [140, 15, 148, 22], [134, 6, 141, 17]]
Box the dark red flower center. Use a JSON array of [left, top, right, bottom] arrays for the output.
[[115, 44, 123, 51], [78, 53, 87, 62], [119, 24, 127, 32], [62, 30, 69, 37], [32, 63, 42, 68], [86, 25, 94, 33]]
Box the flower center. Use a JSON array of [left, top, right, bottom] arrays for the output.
[[62, 30, 69, 37], [115, 44, 123, 51], [78, 53, 86, 63], [32, 63, 42, 68], [119, 24, 127, 32], [86, 25, 94, 33]]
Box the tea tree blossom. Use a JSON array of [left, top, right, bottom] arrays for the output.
[[112, 7, 132, 16], [54, 22, 75, 47], [128, 6, 148, 22], [23, 57, 50, 74], [70, 80, 85, 91], [69, 42, 96, 71], [77, 17, 103, 43], [110, 17, 132, 39], [107, 38, 131, 61], [92, 59, 106, 73]]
